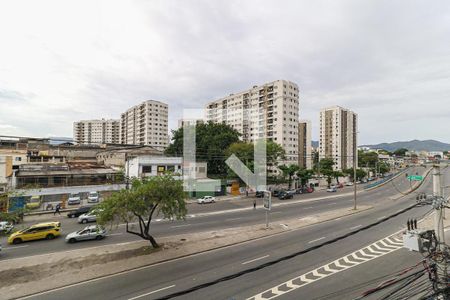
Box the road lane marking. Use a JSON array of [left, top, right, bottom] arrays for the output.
[[377, 216, 387, 220], [350, 224, 362, 230], [171, 224, 191, 228], [303, 206, 313, 209], [108, 233, 123, 236], [308, 237, 326, 244], [327, 202, 337, 205], [2, 245, 29, 250], [226, 217, 242, 221], [242, 255, 270, 265], [127, 285, 176, 300], [247, 234, 404, 300]]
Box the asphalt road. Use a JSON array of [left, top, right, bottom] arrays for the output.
[[15, 166, 438, 300], [0, 167, 421, 261]]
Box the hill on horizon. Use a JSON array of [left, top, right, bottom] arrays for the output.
[[361, 139, 450, 152]]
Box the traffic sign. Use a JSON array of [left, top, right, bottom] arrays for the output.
[[263, 191, 271, 210], [407, 175, 423, 181]]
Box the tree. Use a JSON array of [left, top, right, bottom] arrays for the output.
[[165, 122, 241, 176], [393, 148, 409, 157], [319, 158, 335, 188], [224, 141, 286, 180], [96, 175, 186, 248], [378, 163, 390, 175], [358, 151, 378, 168], [343, 168, 367, 181], [332, 171, 344, 184], [278, 164, 300, 189], [296, 168, 314, 187]]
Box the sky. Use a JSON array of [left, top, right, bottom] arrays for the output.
[[1, 0, 450, 145]]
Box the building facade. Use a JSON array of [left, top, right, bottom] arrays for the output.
[[73, 119, 120, 145], [319, 106, 358, 171], [120, 100, 169, 150], [298, 120, 312, 169], [205, 80, 300, 162]]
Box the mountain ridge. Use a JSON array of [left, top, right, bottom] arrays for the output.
[[360, 139, 450, 152]]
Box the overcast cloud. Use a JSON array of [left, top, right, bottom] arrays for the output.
[[1, 0, 450, 144]]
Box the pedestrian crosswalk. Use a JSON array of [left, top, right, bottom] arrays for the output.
[[247, 235, 404, 300]]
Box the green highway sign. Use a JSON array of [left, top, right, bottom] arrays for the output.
[[407, 175, 423, 181]]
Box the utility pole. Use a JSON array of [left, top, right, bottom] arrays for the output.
[[433, 163, 447, 293], [353, 130, 357, 210]]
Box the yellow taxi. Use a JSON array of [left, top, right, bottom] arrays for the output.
[[8, 222, 61, 245], [26, 196, 41, 210]]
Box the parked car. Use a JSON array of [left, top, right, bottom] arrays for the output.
[[255, 191, 265, 198], [278, 191, 294, 200], [336, 183, 344, 188], [8, 221, 61, 244], [26, 195, 41, 210], [345, 182, 354, 186], [327, 187, 337, 192], [272, 189, 285, 197], [68, 193, 81, 205], [295, 188, 303, 194], [87, 192, 100, 203], [65, 225, 107, 243], [67, 206, 92, 218], [0, 221, 14, 235], [362, 179, 368, 183], [78, 209, 103, 224], [303, 187, 314, 193], [197, 196, 216, 204]]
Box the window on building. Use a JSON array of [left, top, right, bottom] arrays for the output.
[[142, 165, 152, 173]]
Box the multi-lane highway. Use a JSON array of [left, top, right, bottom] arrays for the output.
[[11, 166, 438, 300], [0, 168, 420, 261]]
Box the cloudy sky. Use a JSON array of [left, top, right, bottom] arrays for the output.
[[1, 0, 450, 145]]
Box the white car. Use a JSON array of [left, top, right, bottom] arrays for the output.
[[65, 225, 107, 243], [0, 221, 14, 234], [345, 182, 354, 186], [87, 192, 99, 203], [68, 193, 81, 205], [78, 209, 102, 224], [197, 196, 216, 204]]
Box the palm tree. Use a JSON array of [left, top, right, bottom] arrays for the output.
[[278, 164, 300, 190]]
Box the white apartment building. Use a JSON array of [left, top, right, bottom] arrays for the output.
[[73, 119, 120, 145], [205, 80, 300, 162], [298, 120, 312, 169], [319, 106, 358, 171], [120, 100, 169, 150]]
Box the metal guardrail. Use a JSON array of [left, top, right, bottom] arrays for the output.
[[364, 169, 407, 190]]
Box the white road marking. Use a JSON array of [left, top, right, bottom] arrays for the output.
[[327, 202, 337, 205], [377, 216, 386, 220], [108, 233, 123, 236], [271, 212, 283, 215], [226, 217, 242, 221], [127, 285, 176, 300], [2, 245, 29, 250], [171, 224, 191, 228], [350, 224, 362, 230], [308, 237, 326, 244], [303, 206, 313, 209], [242, 255, 270, 265], [247, 234, 404, 300]]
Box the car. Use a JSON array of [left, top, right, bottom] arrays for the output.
[[336, 183, 344, 188], [67, 206, 92, 218], [7, 221, 61, 244], [272, 189, 285, 197], [345, 182, 354, 186], [303, 187, 314, 193], [87, 192, 99, 203], [255, 191, 265, 198], [68, 193, 81, 205], [78, 209, 103, 224], [278, 191, 294, 200], [327, 187, 337, 192], [26, 195, 41, 210], [295, 188, 303, 194], [0, 221, 14, 234], [197, 196, 215, 204], [65, 225, 107, 243], [362, 179, 368, 183]]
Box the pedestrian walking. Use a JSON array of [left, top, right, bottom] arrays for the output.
[[54, 203, 61, 216], [253, 199, 256, 209]]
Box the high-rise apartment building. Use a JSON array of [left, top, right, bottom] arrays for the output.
[[205, 80, 300, 162], [319, 106, 358, 171], [73, 119, 120, 145], [119, 100, 169, 150], [298, 120, 312, 169]]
